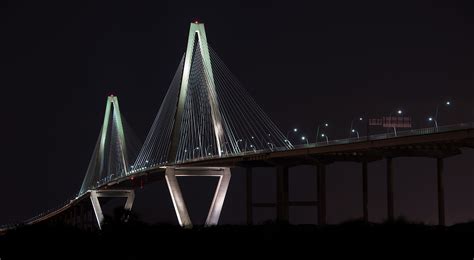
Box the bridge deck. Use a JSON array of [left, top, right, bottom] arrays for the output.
[[3, 123, 473, 231]]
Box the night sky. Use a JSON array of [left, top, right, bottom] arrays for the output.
[[1, 0, 473, 226]]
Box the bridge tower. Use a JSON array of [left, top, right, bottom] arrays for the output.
[[134, 21, 290, 227], [79, 95, 136, 230], [168, 21, 225, 162], [159, 22, 230, 228]]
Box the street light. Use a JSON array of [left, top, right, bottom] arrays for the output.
[[316, 122, 329, 143], [349, 117, 363, 138], [433, 100, 451, 127], [351, 129, 360, 139], [389, 109, 403, 136], [193, 147, 200, 158], [267, 142, 275, 150], [428, 117, 438, 131], [301, 136, 309, 145], [321, 133, 329, 144], [249, 144, 256, 152], [286, 128, 298, 142], [205, 145, 213, 156]]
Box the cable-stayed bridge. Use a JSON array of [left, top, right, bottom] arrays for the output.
[[3, 22, 474, 231]]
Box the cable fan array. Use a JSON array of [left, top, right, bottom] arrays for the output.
[[79, 96, 141, 195], [133, 42, 292, 169]]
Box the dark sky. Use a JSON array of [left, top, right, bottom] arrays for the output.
[[0, 0, 473, 226]]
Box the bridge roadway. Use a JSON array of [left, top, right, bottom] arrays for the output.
[[6, 123, 474, 230]]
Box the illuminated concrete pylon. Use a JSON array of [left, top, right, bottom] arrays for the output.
[[79, 95, 135, 230], [98, 95, 129, 176], [164, 23, 231, 228], [89, 190, 135, 230], [79, 95, 130, 195], [168, 22, 225, 162], [165, 167, 231, 228]]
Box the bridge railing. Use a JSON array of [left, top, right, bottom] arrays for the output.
[[173, 122, 474, 162], [96, 122, 474, 179], [289, 122, 474, 149], [0, 195, 77, 231]]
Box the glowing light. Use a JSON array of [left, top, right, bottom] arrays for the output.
[[397, 110, 402, 114], [293, 128, 298, 132], [301, 136, 306, 140], [446, 101, 451, 105], [428, 117, 433, 121], [359, 117, 363, 121], [324, 123, 329, 127], [321, 134, 325, 137], [351, 129, 355, 133]]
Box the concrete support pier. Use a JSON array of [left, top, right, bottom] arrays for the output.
[[317, 164, 327, 225], [246, 167, 253, 225], [362, 161, 368, 222], [437, 158, 445, 226], [386, 158, 394, 221], [276, 166, 289, 222]]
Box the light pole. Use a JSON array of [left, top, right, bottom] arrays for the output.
[[267, 142, 275, 150], [236, 139, 243, 153], [321, 133, 329, 144], [434, 100, 451, 127], [193, 147, 200, 158], [428, 117, 438, 131], [249, 144, 256, 152], [388, 109, 403, 136], [286, 128, 298, 142], [349, 117, 363, 138], [351, 129, 360, 139], [301, 136, 309, 145], [184, 149, 188, 160], [205, 145, 213, 156], [316, 122, 329, 143]]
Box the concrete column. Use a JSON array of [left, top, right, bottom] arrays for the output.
[[165, 167, 231, 227], [386, 158, 394, 221], [90, 190, 135, 230], [246, 167, 253, 225], [317, 164, 327, 225], [276, 166, 289, 223], [437, 158, 445, 226], [362, 161, 368, 222]]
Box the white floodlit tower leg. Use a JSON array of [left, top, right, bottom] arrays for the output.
[[204, 168, 231, 226], [165, 167, 231, 228], [165, 168, 193, 228], [89, 190, 135, 230]]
